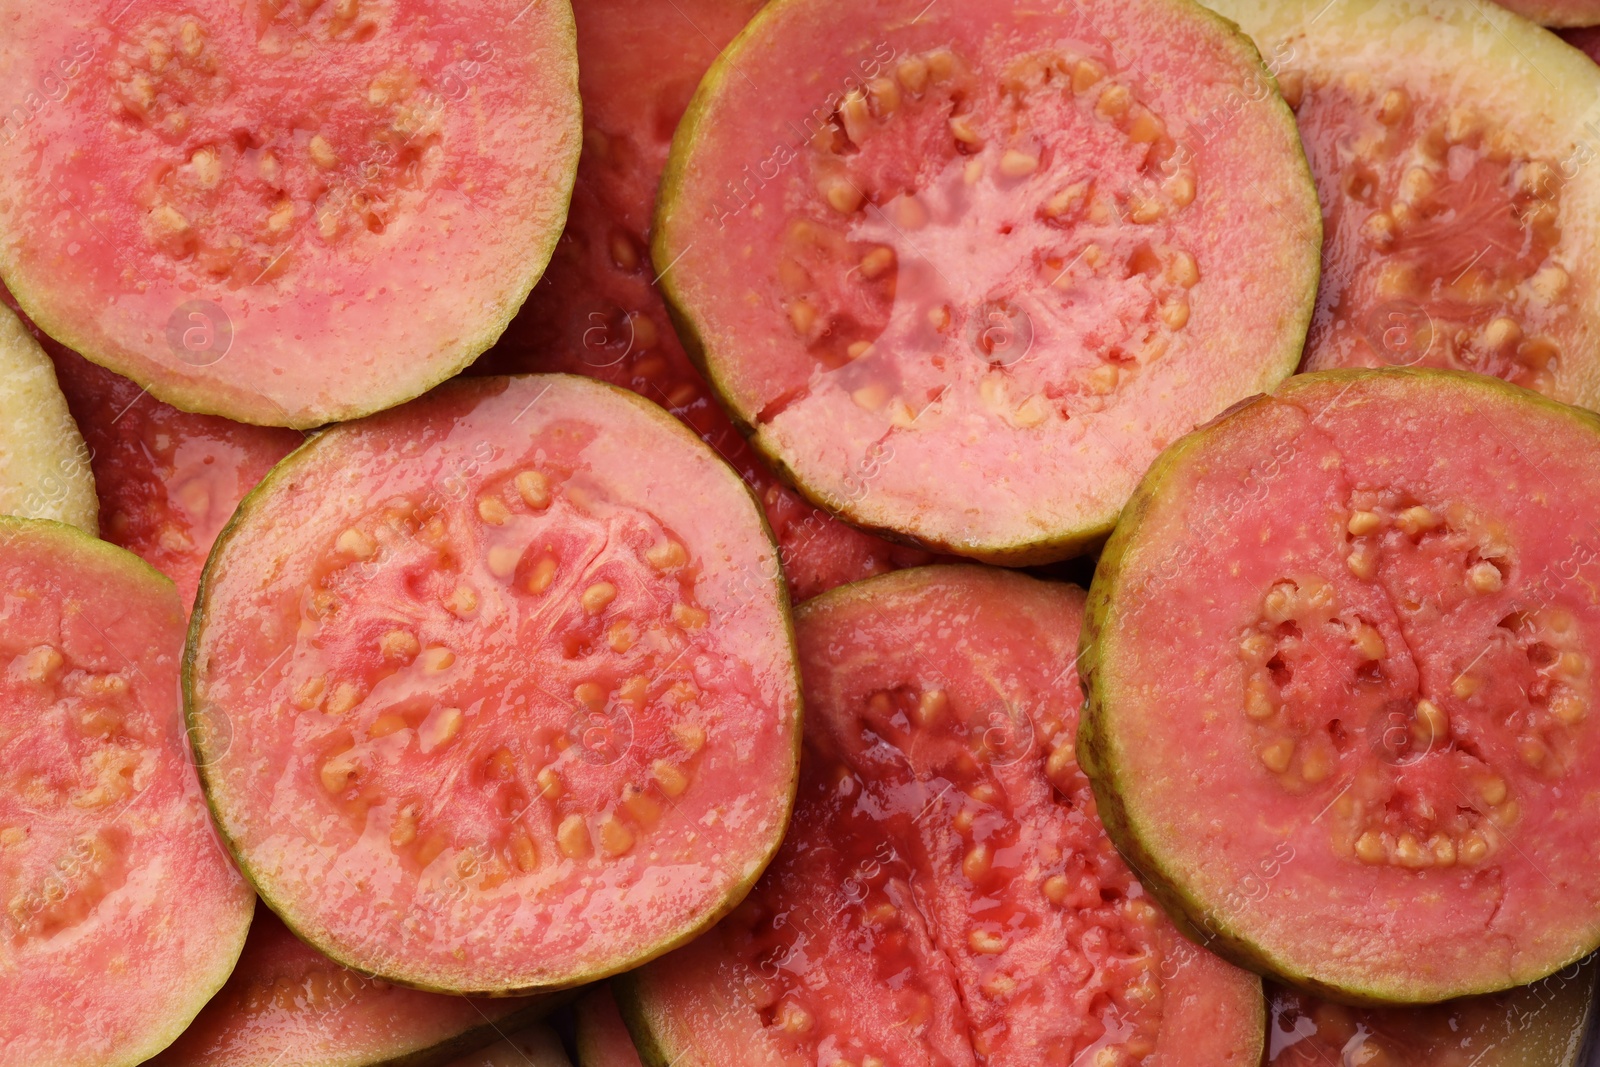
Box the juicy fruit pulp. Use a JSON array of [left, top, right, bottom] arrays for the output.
[[148, 909, 547, 1067], [1206, 0, 1600, 406], [474, 0, 933, 600], [0, 518, 253, 1067], [1081, 369, 1600, 1002], [186, 374, 800, 994], [0, 0, 580, 427], [2, 290, 302, 607], [655, 0, 1320, 563], [574, 986, 644, 1067], [623, 566, 1264, 1066], [0, 303, 98, 533], [1268, 955, 1596, 1066]]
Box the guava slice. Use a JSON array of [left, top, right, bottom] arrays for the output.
[[147, 909, 550, 1067], [653, 0, 1320, 564], [1206, 0, 1600, 406], [186, 373, 801, 994], [442, 1026, 571, 1067], [1267, 955, 1597, 1066], [621, 566, 1265, 1066], [1081, 367, 1600, 1003], [574, 987, 643, 1067], [0, 303, 97, 532], [0, 0, 581, 428], [473, 0, 933, 599], [0, 517, 254, 1067], [1, 291, 302, 607]]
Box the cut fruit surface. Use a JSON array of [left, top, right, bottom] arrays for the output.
[[654, 0, 1320, 563], [0, 303, 97, 532], [473, 0, 933, 599], [2, 291, 302, 608], [1268, 955, 1596, 1066], [147, 909, 548, 1067], [574, 986, 643, 1067], [443, 1026, 571, 1067], [186, 374, 801, 994], [1081, 368, 1600, 1002], [1207, 0, 1600, 406], [0, 517, 254, 1067], [0, 0, 580, 427], [622, 566, 1264, 1066]]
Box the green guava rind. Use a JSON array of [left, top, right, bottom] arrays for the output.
[[182, 373, 802, 996], [0, 305, 98, 532], [653, 0, 1320, 566], [1078, 367, 1600, 1005], [0, 0, 582, 429]]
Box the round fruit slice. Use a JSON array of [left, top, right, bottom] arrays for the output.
[[0, 517, 254, 1067], [1206, 0, 1600, 405], [2, 289, 302, 608], [0, 0, 580, 428], [574, 987, 644, 1067], [621, 566, 1265, 1066], [0, 303, 97, 532], [653, 0, 1320, 564], [473, 0, 934, 599], [186, 373, 801, 994], [147, 909, 550, 1067], [1081, 368, 1600, 1002], [444, 1026, 571, 1067], [1267, 956, 1597, 1066]]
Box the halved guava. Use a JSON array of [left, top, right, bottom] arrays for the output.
[[148, 908, 550, 1067], [0, 0, 580, 428], [621, 565, 1265, 1066], [0, 303, 97, 532], [574, 987, 643, 1067], [1501, 0, 1600, 26], [443, 1026, 571, 1067], [1206, 0, 1600, 405], [472, 0, 933, 599], [652, 0, 1320, 564], [1, 290, 302, 607], [1267, 955, 1597, 1066], [1081, 367, 1600, 1003], [185, 373, 801, 994], [0, 517, 254, 1067]]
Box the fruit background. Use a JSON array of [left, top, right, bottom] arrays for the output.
[[4, 0, 1600, 1065]]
